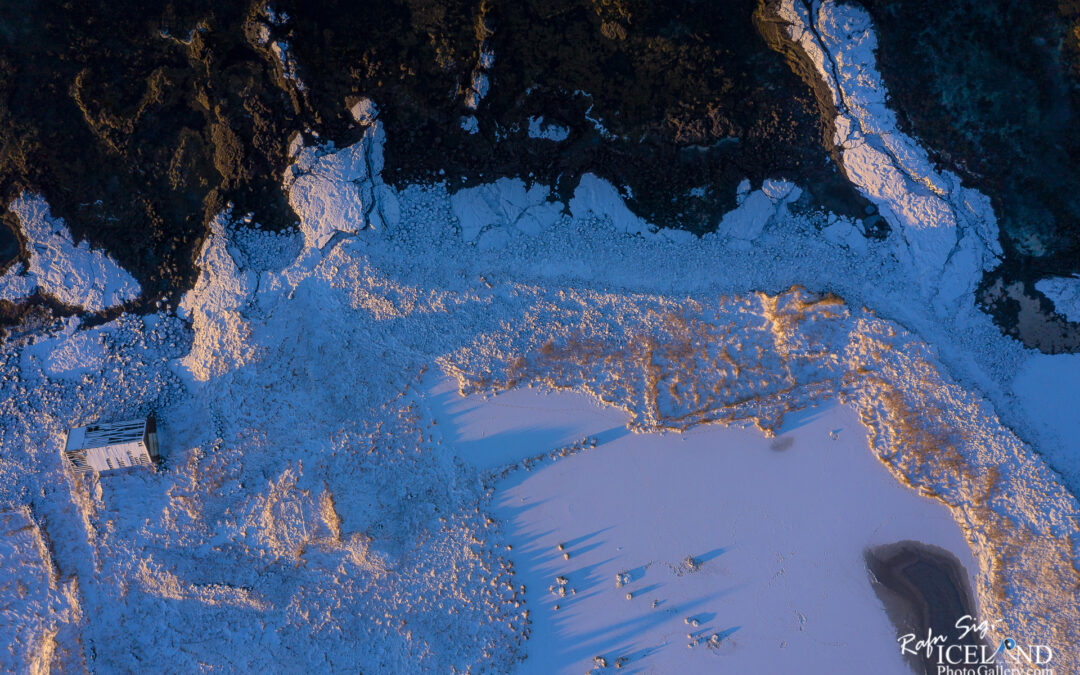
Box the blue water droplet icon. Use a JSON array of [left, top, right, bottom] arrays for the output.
[[1004, 638, 1016, 650]]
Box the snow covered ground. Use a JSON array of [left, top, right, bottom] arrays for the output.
[[0, 508, 83, 673], [2, 0, 1080, 672], [5, 156, 1076, 671], [1011, 354, 1080, 489]]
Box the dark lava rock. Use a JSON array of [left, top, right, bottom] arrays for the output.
[[282, 0, 872, 229], [0, 0, 301, 312]]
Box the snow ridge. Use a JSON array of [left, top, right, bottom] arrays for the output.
[[176, 210, 259, 382], [777, 0, 1002, 316], [0, 508, 84, 673]]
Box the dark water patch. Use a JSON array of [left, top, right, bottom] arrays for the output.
[[979, 267, 1080, 353], [866, 540, 989, 675]]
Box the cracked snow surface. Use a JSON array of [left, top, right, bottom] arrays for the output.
[[3, 3, 1080, 672]]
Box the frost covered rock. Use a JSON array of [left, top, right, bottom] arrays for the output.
[[465, 72, 489, 110], [286, 131, 304, 158], [1036, 276, 1080, 323], [451, 178, 562, 243], [465, 46, 495, 109], [716, 179, 802, 242], [735, 177, 751, 206], [0, 262, 37, 302], [569, 174, 651, 237], [6, 193, 141, 311], [349, 97, 378, 125], [527, 116, 570, 141], [777, 0, 1001, 315], [460, 115, 479, 134], [270, 40, 306, 91], [285, 122, 400, 249]]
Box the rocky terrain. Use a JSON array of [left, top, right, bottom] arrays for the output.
[[5, 0, 1080, 349], [3, 1, 1080, 673]]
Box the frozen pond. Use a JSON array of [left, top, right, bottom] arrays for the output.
[[423, 376, 977, 674]]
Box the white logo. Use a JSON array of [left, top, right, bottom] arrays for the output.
[[898, 615, 1054, 675]]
